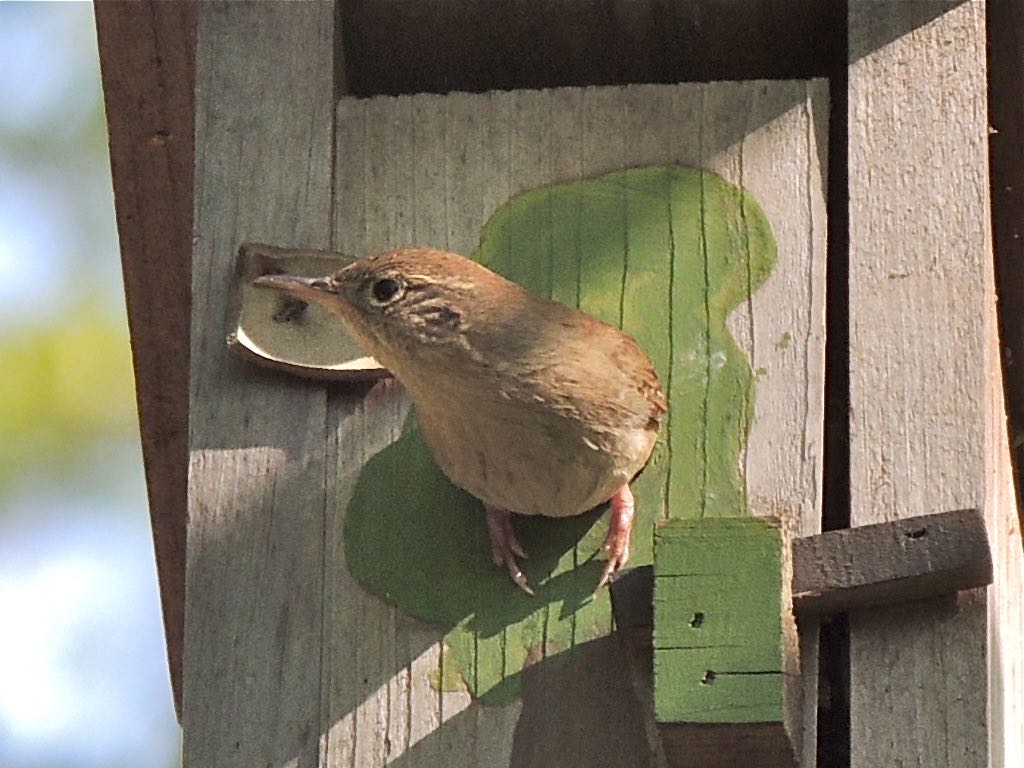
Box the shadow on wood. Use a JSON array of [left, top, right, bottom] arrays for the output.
[[365, 636, 657, 768]]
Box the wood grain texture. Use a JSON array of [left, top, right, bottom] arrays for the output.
[[94, 0, 196, 719], [703, 79, 828, 766], [324, 82, 826, 767], [792, 509, 992, 615], [847, 3, 1021, 766], [988, 0, 1024, 534], [185, 3, 334, 766], [984, 209, 1024, 768]]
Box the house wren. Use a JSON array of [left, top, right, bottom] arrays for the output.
[[255, 248, 666, 594]]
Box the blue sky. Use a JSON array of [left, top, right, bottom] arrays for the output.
[[0, 4, 179, 766]]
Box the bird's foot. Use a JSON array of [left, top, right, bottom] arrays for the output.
[[597, 484, 634, 591], [485, 505, 534, 595]]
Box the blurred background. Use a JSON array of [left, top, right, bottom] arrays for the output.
[[0, 3, 180, 766]]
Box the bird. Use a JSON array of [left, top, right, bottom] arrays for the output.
[[255, 248, 666, 594]]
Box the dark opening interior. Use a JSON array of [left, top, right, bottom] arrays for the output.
[[337, 0, 844, 96]]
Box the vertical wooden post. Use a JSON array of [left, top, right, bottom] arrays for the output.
[[848, 2, 1024, 765], [185, 3, 335, 765], [94, 0, 196, 718], [989, 0, 1024, 529]]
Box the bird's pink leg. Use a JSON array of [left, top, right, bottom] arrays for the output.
[[598, 484, 634, 590], [485, 505, 534, 595]]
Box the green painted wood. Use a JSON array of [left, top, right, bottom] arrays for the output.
[[653, 517, 785, 724], [654, 649, 783, 723], [342, 165, 776, 704]]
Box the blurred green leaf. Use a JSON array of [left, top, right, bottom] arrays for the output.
[[0, 303, 136, 493]]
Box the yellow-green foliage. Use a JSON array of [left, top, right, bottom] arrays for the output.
[[0, 305, 136, 491]]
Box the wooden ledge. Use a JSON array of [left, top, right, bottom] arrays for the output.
[[612, 508, 993, 628]]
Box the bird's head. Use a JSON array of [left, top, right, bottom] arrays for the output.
[[254, 248, 516, 377]]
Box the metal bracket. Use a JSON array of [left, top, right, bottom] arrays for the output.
[[227, 242, 389, 382]]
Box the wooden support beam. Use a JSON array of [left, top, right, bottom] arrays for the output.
[[988, 0, 1024, 533], [613, 507, 996, 766], [611, 508, 996, 630], [94, 0, 196, 720], [792, 508, 992, 615], [848, 2, 1024, 765], [185, 4, 336, 765]]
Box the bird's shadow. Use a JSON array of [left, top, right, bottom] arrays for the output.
[[343, 409, 619, 700]]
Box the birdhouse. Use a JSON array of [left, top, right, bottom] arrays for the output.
[[97, 2, 1024, 767]]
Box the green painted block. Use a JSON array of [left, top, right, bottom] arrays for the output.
[[654, 648, 783, 723], [653, 517, 785, 724], [654, 574, 781, 649]]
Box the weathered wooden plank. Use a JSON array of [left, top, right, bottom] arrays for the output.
[[985, 247, 1024, 767], [184, 3, 334, 767], [793, 508, 992, 615], [94, 0, 196, 718], [985, 3, 1024, 749], [846, 3, 1018, 766], [989, 0, 1024, 528], [703, 79, 828, 766], [325, 81, 826, 767]]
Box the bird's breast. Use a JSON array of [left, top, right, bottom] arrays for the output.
[[413, 391, 654, 518]]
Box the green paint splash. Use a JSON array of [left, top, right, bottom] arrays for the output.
[[342, 166, 776, 703]]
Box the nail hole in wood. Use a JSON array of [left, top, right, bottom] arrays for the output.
[[690, 612, 705, 628], [701, 670, 716, 685]]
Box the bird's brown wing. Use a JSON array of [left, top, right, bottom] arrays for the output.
[[475, 303, 666, 447]]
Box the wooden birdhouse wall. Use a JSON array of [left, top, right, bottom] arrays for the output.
[[98, 1, 1024, 767]]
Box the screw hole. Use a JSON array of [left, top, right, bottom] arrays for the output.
[[690, 612, 705, 628], [701, 670, 716, 685]]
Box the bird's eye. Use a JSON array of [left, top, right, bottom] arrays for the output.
[[370, 277, 402, 304]]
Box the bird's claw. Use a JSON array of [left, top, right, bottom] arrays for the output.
[[486, 506, 534, 595], [594, 484, 635, 593]]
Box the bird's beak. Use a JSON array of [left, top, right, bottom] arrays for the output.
[[253, 273, 337, 305]]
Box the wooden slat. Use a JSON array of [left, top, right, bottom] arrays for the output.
[[989, 0, 1024, 530], [985, 231, 1024, 767], [985, 1, 1024, 750], [184, 4, 335, 766], [847, 3, 1016, 766], [703, 79, 829, 766], [94, 0, 196, 719], [323, 81, 825, 767], [792, 508, 992, 614]]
